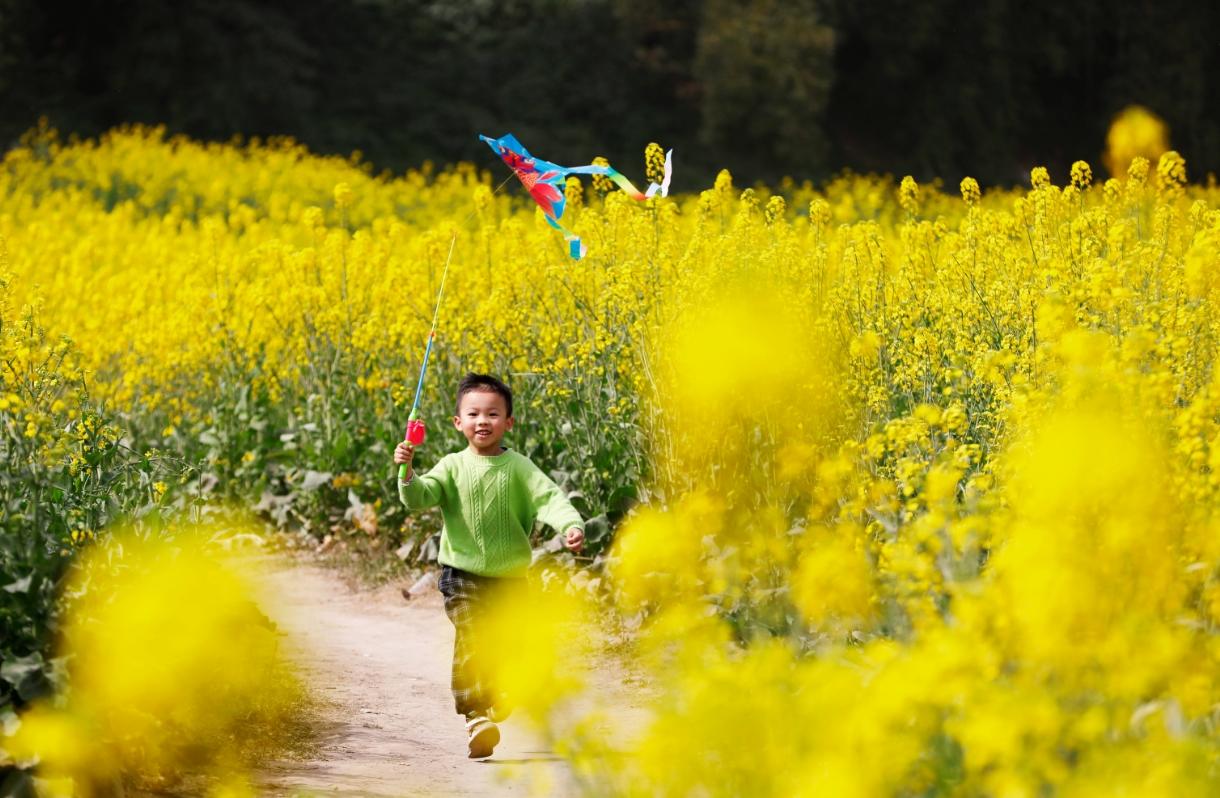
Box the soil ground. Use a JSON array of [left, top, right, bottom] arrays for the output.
[[253, 559, 626, 797]]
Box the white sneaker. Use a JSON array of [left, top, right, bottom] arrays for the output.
[[465, 716, 500, 759]]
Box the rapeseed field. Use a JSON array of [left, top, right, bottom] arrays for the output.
[[3, 113, 1220, 794]]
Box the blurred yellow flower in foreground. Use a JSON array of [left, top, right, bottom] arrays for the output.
[[994, 398, 1188, 682], [475, 584, 594, 724], [791, 525, 875, 631], [1104, 105, 1169, 178], [3, 531, 305, 796]]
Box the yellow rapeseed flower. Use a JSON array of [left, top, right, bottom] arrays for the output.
[[644, 142, 666, 187], [1104, 105, 1169, 178], [1070, 160, 1093, 190], [959, 176, 980, 206], [898, 175, 919, 215]]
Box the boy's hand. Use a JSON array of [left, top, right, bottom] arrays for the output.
[[563, 527, 585, 553], [394, 440, 415, 469]]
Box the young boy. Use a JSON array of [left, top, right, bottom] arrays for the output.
[[394, 372, 584, 759]]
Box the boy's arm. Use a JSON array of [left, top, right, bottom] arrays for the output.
[[524, 460, 584, 534], [398, 455, 453, 509]]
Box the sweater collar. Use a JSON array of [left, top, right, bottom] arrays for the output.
[[460, 446, 514, 467]]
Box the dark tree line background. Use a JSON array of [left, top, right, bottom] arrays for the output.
[[1, 0, 1217, 187]]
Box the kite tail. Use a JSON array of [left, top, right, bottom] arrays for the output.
[[605, 169, 650, 201], [544, 213, 588, 260], [568, 162, 668, 200], [479, 133, 672, 259]]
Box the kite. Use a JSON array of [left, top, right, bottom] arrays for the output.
[[479, 133, 672, 259]]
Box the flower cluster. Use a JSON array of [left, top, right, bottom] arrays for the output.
[[4, 120, 1220, 793]]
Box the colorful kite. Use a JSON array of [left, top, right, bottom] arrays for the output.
[[479, 133, 672, 259]]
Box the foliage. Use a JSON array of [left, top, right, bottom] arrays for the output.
[[0, 269, 191, 703], [0, 267, 203, 790], [694, 0, 834, 174], [0, 124, 669, 562], [571, 156, 1220, 793], [3, 121, 1220, 792]]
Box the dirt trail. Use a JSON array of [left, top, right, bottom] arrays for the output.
[[254, 560, 582, 797]]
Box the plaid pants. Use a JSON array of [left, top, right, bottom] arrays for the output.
[[437, 565, 526, 718]]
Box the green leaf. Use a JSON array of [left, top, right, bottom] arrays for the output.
[[566, 490, 591, 516], [584, 514, 611, 545], [332, 430, 352, 462], [1, 653, 47, 701], [607, 485, 638, 517], [0, 769, 38, 798]]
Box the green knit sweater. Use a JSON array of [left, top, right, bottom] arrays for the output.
[[398, 447, 583, 578]]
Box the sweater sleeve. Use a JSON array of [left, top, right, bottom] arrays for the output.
[[524, 459, 584, 534], [398, 455, 453, 510]]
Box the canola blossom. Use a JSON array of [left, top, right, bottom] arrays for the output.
[[2, 532, 306, 797], [2, 119, 1220, 794]]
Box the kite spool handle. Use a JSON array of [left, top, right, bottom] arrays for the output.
[[398, 419, 427, 481], [405, 418, 427, 446]]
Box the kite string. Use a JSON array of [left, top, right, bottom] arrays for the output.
[[424, 168, 517, 333], [424, 169, 515, 339], [406, 169, 517, 421], [428, 232, 456, 335]]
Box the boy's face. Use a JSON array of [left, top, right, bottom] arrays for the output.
[[454, 388, 514, 455]]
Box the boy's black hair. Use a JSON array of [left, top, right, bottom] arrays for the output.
[[455, 373, 514, 417]]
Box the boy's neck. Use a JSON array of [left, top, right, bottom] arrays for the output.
[[467, 444, 508, 457]]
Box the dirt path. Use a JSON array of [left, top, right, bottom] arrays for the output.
[[254, 559, 581, 797]]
